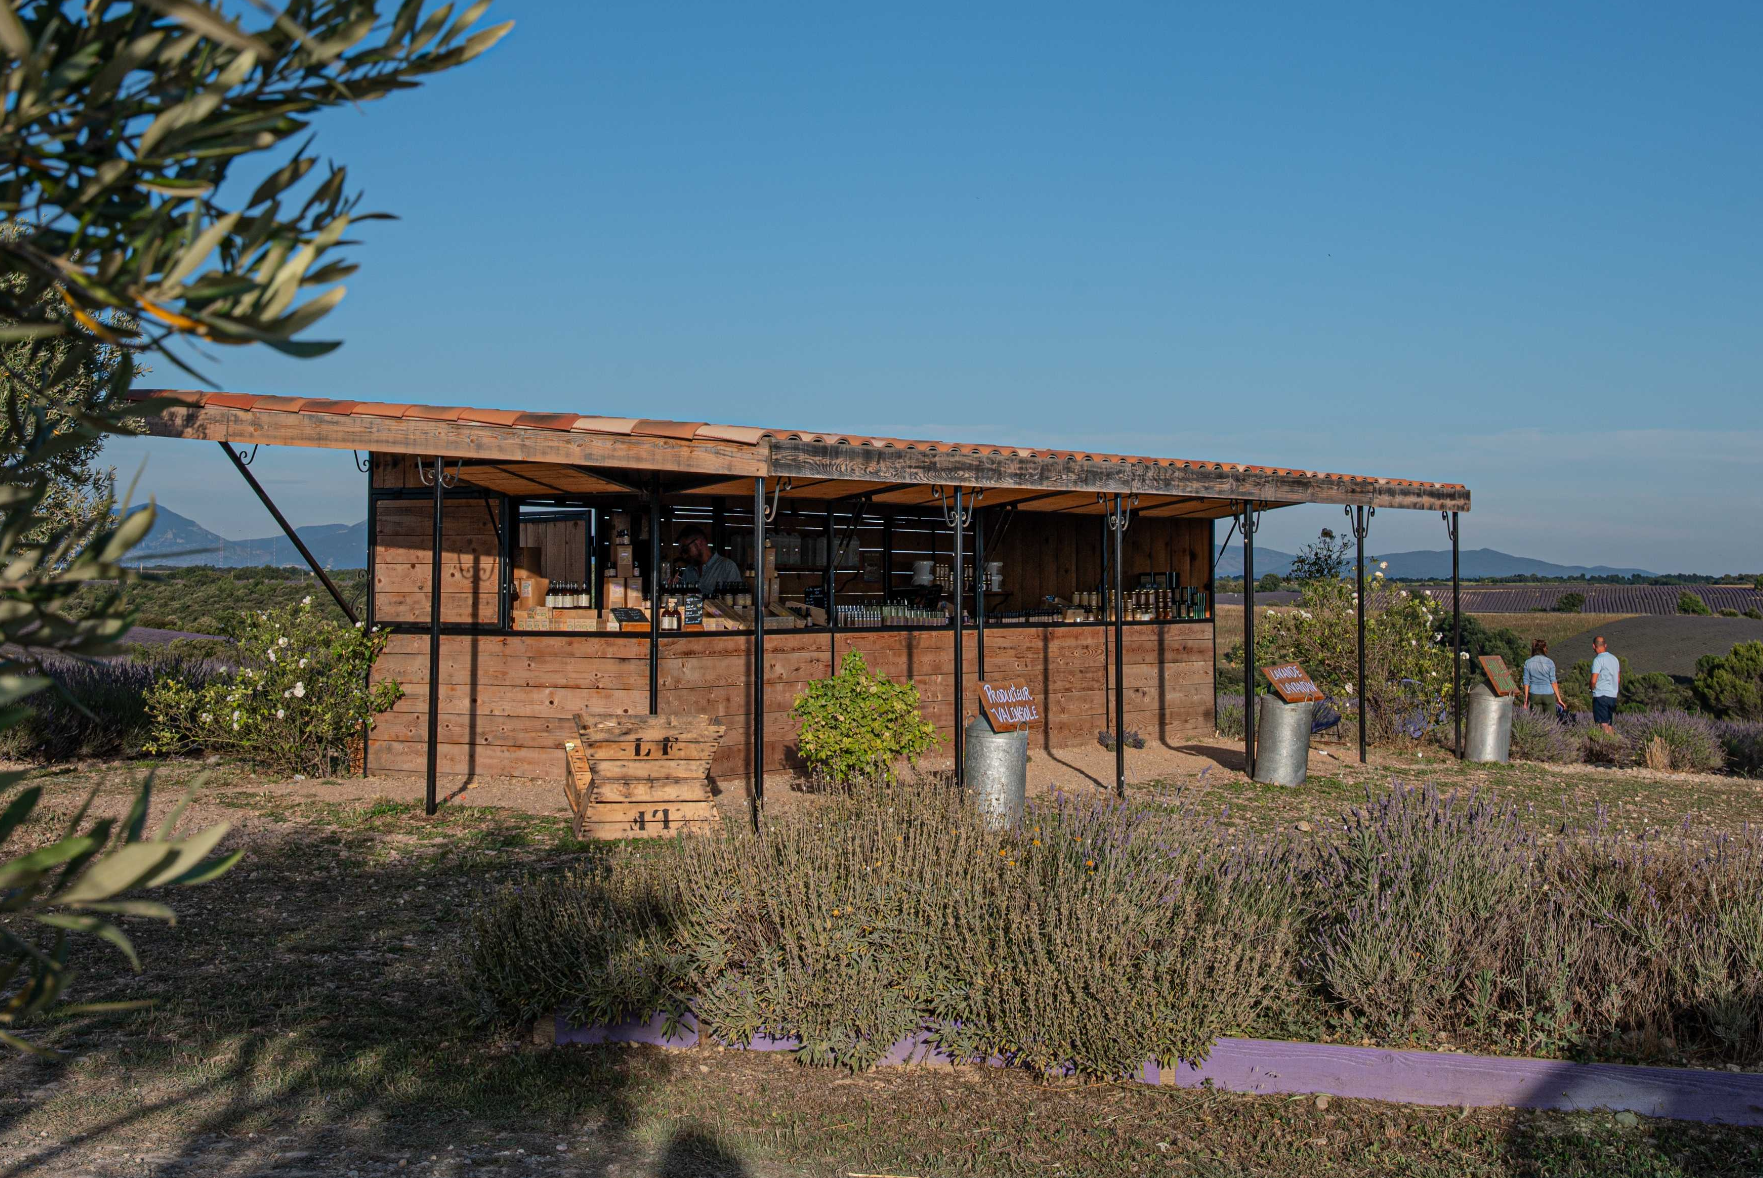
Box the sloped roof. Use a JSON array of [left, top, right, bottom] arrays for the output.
[[132, 389, 1470, 510]]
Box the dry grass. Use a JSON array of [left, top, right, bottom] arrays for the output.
[[1470, 612, 1636, 651]]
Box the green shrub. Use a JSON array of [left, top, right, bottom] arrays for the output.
[[1695, 642, 1763, 720], [1448, 614, 1528, 672], [789, 650, 938, 786], [1251, 578, 1453, 742], [1618, 671, 1695, 715], [145, 597, 401, 776], [1554, 592, 1585, 613], [1746, 608, 1763, 621], [1678, 590, 1713, 616], [1720, 608, 1742, 618]]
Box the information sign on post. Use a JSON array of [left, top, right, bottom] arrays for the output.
[[1478, 655, 1517, 697], [1260, 662, 1325, 703], [979, 681, 1040, 732]]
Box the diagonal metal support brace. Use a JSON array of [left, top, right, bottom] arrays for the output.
[[219, 442, 358, 625]]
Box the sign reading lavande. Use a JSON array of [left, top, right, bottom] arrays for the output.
[[1479, 654, 1517, 697], [1261, 662, 1325, 703], [979, 681, 1040, 732]]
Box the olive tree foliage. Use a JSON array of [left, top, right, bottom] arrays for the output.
[[0, 0, 508, 1050]]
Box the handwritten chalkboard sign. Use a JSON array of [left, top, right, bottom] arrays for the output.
[[979, 681, 1040, 732], [1479, 655, 1517, 697], [1261, 662, 1325, 703]]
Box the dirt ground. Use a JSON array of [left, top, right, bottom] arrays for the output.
[[6, 753, 1763, 1176]]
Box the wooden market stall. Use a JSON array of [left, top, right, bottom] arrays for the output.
[[136, 390, 1472, 817]]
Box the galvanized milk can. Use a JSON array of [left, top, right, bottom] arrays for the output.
[[964, 716, 1027, 829], [1463, 681, 1513, 763], [1253, 695, 1315, 787]]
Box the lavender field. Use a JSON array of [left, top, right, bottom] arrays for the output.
[[1420, 585, 1763, 615]]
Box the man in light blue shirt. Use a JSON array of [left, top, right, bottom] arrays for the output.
[[1589, 636, 1620, 732]]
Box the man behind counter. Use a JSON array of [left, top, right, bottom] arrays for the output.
[[672, 525, 741, 593]]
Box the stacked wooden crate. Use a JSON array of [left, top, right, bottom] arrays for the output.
[[563, 713, 726, 840]]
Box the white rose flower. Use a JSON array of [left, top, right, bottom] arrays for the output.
[[302, 595, 312, 606], [276, 709, 285, 719], [278, 637, 289, 647], [199, 712, 212, 723], [293, 682, 306, 698], [268, 649, 277, 662], [231, 710, 241, 723], [299, 658, 308, 669]]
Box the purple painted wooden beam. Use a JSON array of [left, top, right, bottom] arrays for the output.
[[552, 1015, 1763, 1126], [1167, 1038, 1763, 1125]]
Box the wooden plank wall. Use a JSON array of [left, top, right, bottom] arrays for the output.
[[367, 624, 1214, 785], [985, 513, 1211, 606], [517, 519, 589, 583], [372, 499, 503, 625]]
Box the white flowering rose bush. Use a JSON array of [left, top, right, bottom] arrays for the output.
[[1246, 575, 1453, 742], [144, 598, 403, 775]]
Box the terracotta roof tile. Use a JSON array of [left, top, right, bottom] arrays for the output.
[[569, 416, 641, 435], [457, 408, 524, 426], [351, 402, 414, 418], [633, 419, 708, 440], [510, 412, 581, 430], [403, 404, 466, 422], [299, 399, 358, 415]]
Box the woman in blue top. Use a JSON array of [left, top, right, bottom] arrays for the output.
[[1521, 639, 1565, 714]]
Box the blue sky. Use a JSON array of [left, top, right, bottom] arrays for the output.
[[107, 2, 1762, 572]]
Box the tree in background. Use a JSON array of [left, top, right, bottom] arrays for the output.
[[1695, 642, 1763, 721], [1256, 571, 1283, 593], [1678, 590, 1713, 616], [0, 0, 507, 1049], [1553, 591, 1585, 613], [1286, 528, 1351, 582]]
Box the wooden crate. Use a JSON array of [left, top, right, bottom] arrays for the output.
[[563, 714, 726, 840]]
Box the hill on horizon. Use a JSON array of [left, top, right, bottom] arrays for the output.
[[127, 506, 366, 569], [1216, 544, 1655, 580]]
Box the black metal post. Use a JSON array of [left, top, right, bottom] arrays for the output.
[[882, 510, 893, 603], [425, 457, 443, 816], [826, 503, 836, 660], [974, 505, 986, 682], [952, 488, 965, 787], [1207, 517, 1217, 731], [1348, 504, 1373, 764], [363, 462, 376, 779], [751, 477, 766, 828], [220, 441, 357, 624], [1112, 495, 1126, 798], [649, 474, 662, 715], [1243, 501, 1256, 779], [1447, 510, 1463, 758]]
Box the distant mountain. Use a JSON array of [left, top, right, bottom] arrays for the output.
[[127, 506, 367, 569], [1213, 544, 1655, 581], [1213, 546, 1296, 577], [1370, 548, 1655, 580]]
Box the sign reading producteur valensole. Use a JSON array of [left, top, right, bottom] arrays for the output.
[[979, 681, 1040, 732]]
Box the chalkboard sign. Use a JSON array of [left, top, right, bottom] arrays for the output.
[[1479, 654, 1517, 697], [1261, 662, 1325, 703], [610, 607, 648, 624], [978, 681, 1040, 732]]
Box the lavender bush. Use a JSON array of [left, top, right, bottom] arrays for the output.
[[469, 780, 1763, 1074], [1215, 693, 1245, 739], [0, 646, 222, 762], [1614, 709, 1726, 773], [1716, 720, 1763, 778], [1508, 708, 1580, 764]]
